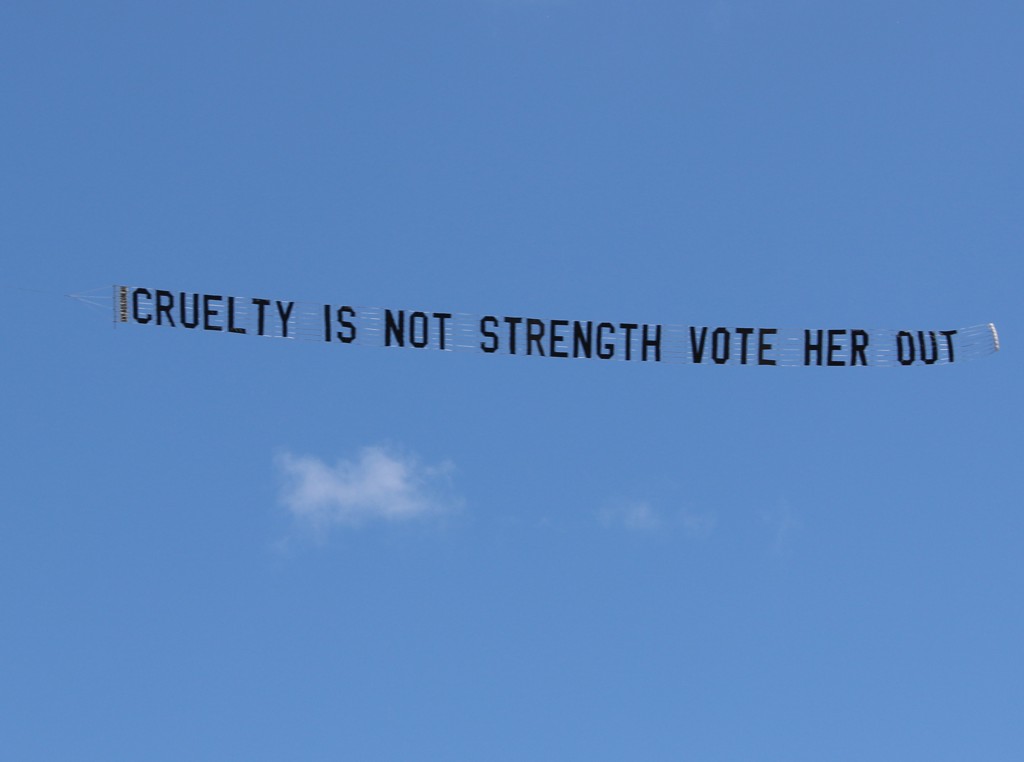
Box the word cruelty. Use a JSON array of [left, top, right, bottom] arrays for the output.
[[115, 286, 1000, 368]]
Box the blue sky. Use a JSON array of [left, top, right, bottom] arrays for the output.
[[2, 2, 1021, 759]]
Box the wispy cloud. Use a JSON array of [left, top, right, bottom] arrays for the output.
[[483, 0, 572, 8], [598, 501, 716, 538], [599, 501, 663, 531], [679, 506, 717, 539], [276, 446, 459, 534], [760, 499, 800, 555]]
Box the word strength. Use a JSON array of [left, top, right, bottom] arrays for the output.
[[116, 286, 999, 369]]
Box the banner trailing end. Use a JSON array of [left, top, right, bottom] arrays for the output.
[[116, 285, 131, 323]]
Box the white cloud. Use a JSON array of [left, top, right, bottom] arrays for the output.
[[276, 446, 458, 533]]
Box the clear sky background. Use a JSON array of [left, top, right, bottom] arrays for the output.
[[2, 2, 1021, 759]]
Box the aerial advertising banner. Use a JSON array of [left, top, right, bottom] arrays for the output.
[[114, 286, 999, 368]]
